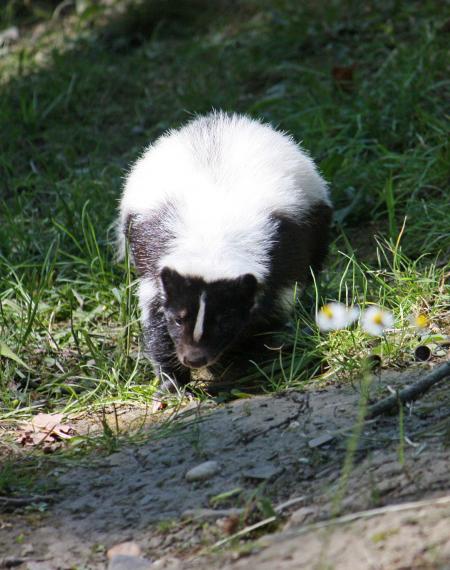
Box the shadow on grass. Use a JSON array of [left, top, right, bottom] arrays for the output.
[[1, 0, 448, 264], [0, 0, 262, 263]]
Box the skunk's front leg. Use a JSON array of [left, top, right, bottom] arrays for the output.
[[141, 297, 191, 393]]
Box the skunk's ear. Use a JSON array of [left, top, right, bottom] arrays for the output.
[[237, 273, 258, 302], [160, 267, 185, 301]]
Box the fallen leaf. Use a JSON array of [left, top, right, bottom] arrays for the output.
[[32, 413, 64, 429], [151, 399, 167, 413], [17, 412, 76, 452], [218, 514, 240, 535], [17, 431, 37, 446], [332, 64, 356, 91]]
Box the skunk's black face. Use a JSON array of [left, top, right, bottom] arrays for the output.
[[160, 267, 258, 369]]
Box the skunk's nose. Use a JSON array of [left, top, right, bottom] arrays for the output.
[[183, 355, 208, 368]]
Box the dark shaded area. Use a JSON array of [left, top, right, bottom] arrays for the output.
[[1, 0, 448, 268], [100, 0, 250, 48], [0, 0, 61, 28]]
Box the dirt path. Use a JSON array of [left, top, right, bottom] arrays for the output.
[[196, 497, 450, 570], [1, 364, 449, 569]]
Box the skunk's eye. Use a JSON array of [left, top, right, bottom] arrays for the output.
[[173, 312, 188, 326]]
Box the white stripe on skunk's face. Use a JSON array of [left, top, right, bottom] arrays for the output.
[[193, 291, 207, 343], [159, 267, 258, 369]]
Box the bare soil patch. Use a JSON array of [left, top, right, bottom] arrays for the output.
[[1, 363, 449, 569]]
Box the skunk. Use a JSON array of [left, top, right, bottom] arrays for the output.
[[118, 112, 332, 390]]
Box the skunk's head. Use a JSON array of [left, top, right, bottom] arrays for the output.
[[160, 267, 258, 368]]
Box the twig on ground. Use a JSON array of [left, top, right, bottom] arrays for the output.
[[275, 496, 306, 513], [261, 494, 450, 544], [367, 361, 450, 419], [209, 494, 450, 551], [0, 557, 50, 568], [0, 558, 28, 569], [0, 494, 54, 507]]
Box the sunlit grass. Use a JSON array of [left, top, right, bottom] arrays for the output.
[[0, 0, 449, 421], [246, 236, 449, 391]]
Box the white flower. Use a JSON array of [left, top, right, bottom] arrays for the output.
[[409, 313, 429, 330], [361, 306, 394, 336], [316, 302, 359, 332]]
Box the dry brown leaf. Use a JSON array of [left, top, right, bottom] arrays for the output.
[[151, 399, 167, 413], [332, 64, 356, 91], [17, 431, 37, 446], [17, 412, 76, 451], [218, 514, 240, 535], [31, 413, 64, 429]]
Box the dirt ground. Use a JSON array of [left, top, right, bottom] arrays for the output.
[[1, 362, 449, 569]]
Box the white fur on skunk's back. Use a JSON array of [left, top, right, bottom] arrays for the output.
[[119, 112, 330, 282]]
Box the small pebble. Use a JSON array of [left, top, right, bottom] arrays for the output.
[[107, 541, 142, 559], [288, 506, 317, 527], [152, 557, 183, 569], [108, 554, 152, 570], [185, 460, 219, 482], [242, 464, 281, 481], [308, 433, 334, 448], [21, 543, 34, 556]]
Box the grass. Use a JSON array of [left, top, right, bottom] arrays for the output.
[[0, 0, 449, 427]]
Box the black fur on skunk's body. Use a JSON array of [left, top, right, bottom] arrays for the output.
[[118, 112, 332, 391]]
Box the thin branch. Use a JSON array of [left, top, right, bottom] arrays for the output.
[[264, 494, 450, 543], [0, 494, 54, 507], [367, 360, 450, 419], [0, 556, 50, 568], [210, 494, 450, 553]]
